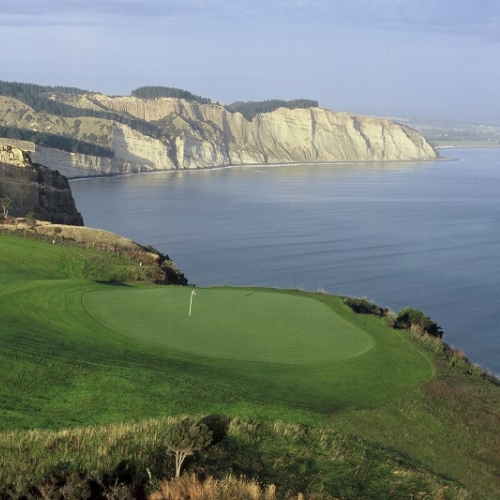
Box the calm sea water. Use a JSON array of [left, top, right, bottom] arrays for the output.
[[71, 149, 500, 374]]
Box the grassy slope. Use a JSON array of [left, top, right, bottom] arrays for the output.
[[332, 366, 500, 499], [1, 232, 499, 498], [0, 232, 432, 429], [0, 96, 113, 147]]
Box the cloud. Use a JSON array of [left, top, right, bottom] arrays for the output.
[[1, 0, 499, 41], [330, 0, 500, 26], [0, 0, 226, 17], [2, 0, 499, 24]]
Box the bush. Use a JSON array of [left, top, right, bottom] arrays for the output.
[[164, 419, 214, 478], [343, 297, 386, 316], [26, 212, 37, 229], [199, 414, 230, 445], [395, 307, 443, 338]]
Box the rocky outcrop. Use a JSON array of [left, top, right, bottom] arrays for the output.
[[0, 144, 84, 225]]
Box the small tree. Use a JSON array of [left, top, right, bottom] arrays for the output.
[[26, 212, 37, 229], [164, 418, 213, 478], [0, 196, 11, 219]]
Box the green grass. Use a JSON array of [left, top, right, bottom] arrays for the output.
[[2, 231, 500, 498], [83, 287, 374, 363], [0, 232, 432, 430]]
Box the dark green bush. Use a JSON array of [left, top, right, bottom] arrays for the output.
[[199, 414, 230, 445], [396, 307, 443, 338], [343, 297, 386, 316]]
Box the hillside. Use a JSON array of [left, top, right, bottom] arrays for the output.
[[0, 81, 438, 179], [0, 230, 499, 499]]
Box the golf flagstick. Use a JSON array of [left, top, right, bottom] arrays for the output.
[[188, 290, 196, 317]]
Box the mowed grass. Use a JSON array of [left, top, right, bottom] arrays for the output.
[[0, 233, 433, 430], [83, 287, 374, 363]]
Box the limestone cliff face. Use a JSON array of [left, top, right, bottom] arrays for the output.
[[0, 145, 84, 225], [3, 94, 438, 179]]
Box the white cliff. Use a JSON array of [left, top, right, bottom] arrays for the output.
[[0, 94, 438, 179]]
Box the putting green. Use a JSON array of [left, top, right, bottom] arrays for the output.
[[83, 287, 375, 364]]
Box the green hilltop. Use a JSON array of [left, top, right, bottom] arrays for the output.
[[0, 224, 499, 499]]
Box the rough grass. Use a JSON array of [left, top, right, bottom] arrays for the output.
[[331, 364, 500, 499], [1, 219, 145, 252], [149, 474, 279, 500], [0, 417, 473, 499]]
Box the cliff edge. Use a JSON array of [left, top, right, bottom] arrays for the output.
[[93, 96, 438, 169], [0, 144, 84, 225]]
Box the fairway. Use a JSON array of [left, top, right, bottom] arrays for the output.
[[83, 287, 375, 363]]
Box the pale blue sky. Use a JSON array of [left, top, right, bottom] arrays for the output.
[[1, 0, 499, 123]]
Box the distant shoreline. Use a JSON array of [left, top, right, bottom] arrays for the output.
[[68, 157, 450, 182], [434, 144, 500, 149]]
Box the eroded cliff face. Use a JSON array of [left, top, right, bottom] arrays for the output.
[[3, 94, 438, 179], [92, 95, 438, 166], [0, 145, 84, 225]]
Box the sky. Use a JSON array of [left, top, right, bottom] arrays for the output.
[[1, 0, 499, 124]]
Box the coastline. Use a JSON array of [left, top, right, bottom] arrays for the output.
[[68, 156, 449, 182]]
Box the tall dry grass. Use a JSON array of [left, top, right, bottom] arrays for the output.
[[149, 473, 306, 500]]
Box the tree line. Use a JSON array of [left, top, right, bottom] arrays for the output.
[[225, 99, 319, 121], [0, 81, 91, 98], [131, 86, 212, 104]]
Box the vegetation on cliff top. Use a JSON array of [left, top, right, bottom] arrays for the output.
[[131, 85, 212, 104], [225, 99, 319, 121], [0, 80, 165, 147], [0, 124, 115, 158]]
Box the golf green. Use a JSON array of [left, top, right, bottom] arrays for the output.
[[83, 287, 375, 364]]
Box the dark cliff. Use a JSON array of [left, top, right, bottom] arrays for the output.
[[0, 145, 84, 226]]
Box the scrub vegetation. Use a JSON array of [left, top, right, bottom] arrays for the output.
[[0, 230, 499, 499], [0, 80, 165, 148], [225, 99, 319, 121], [131, 86, 212, 104]]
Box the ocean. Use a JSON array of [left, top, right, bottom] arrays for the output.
[[71, 148, 500, 374]]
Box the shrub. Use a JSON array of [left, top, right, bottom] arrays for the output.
[[199, 414, 230, 445], [343, 297, 385, 316], [396, 307, 443, 338], [164, 419, 214, 478], [26, 212, 37, 229]]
